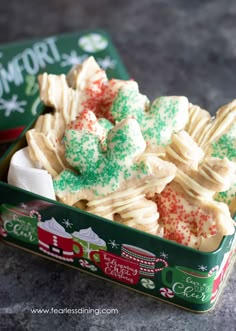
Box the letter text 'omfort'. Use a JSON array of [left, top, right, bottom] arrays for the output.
[[0, 38, 60, 97]]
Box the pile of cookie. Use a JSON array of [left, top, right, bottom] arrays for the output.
[[26, 57, 236, 251]]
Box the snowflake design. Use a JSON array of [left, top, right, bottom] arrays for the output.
[[62, 218, 73, 228], [19, 203, 28, 209], [160, 252, 168, 259], [108, 239, 119, 249], [97, 56, 116, 70], [0, 95, 26, 117], [79, 242, 94, 258], [198, 265, 207, 272], [60, 51, 87, 67], [78, 33, 108, 53], [83, 244, 93, 256]]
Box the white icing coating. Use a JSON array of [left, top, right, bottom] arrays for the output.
[[86, 183, 161, 234], [200, 99, 236, 150], [166, 130, 204, 170], [185, 103, 212, 145], [175, 169, 215, 200]]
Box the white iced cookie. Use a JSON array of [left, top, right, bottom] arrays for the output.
[[27, 57, 108, 177], [111, 87, 189, 152], [87, 187, 160, 235], [53, 116, 176, 206], [26, 112, 69, 177], [185, 103, 212, 146], [200, 99, 236, 213], [165, 130, 204, 171], [155, 131, 235, 250]]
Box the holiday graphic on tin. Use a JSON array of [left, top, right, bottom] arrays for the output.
[[0, 201, 108, 264], [0, 201, 168, 286], [78, 33, 108, 53], [0, 201, 52, 244], [0, 95, 27, 118], [1, 200, 234, 307], [38, 218, 83, 262], [162, 265, 219, 304], [90, 244, 168, 285], [209, 251, 233, 303], [72, 227, 107, 260], [38, 220, 109, 263], [0, 31, 125, 143]]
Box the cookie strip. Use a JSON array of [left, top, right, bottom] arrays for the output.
[[165, 130, 204, 171], [87, 186, 160, 234], [185, 103, 212, 146], [26, 130, 68, 177]]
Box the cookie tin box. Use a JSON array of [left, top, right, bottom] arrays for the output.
[[0, 31, 235, 313]]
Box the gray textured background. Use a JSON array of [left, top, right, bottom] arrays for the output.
[[1, 1, 236, 330]]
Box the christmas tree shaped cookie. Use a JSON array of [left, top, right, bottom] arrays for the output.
[[53, 111, 176, 206], [111, 84, 189, 152]]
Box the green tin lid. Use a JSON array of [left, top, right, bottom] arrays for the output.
[[0, 29, 129, 143]]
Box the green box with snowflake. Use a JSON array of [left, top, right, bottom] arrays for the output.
[[0, 31, 236, 313], [0, 29, 129, 143], [0, 178, 235, 312]]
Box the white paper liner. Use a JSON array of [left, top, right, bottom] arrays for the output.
[[7, 147, 56, 200]]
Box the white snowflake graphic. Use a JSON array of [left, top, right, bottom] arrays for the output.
[[84, 245, 93, 256], [19, 203, 28, 209], [78, 33, 108, 53], [97, 56, 116, 70], [198, 265, 207, 272], [160, 252, 168, 259], [60, 51, 87, 67], [108, 240, 119, 249], [0, 95, 26, 117], [62, 219, 73, 229], [79, 242, 94, 257]]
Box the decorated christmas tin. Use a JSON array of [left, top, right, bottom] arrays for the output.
[[0, 31, 235, 313], [0, 183, 235, 312]]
